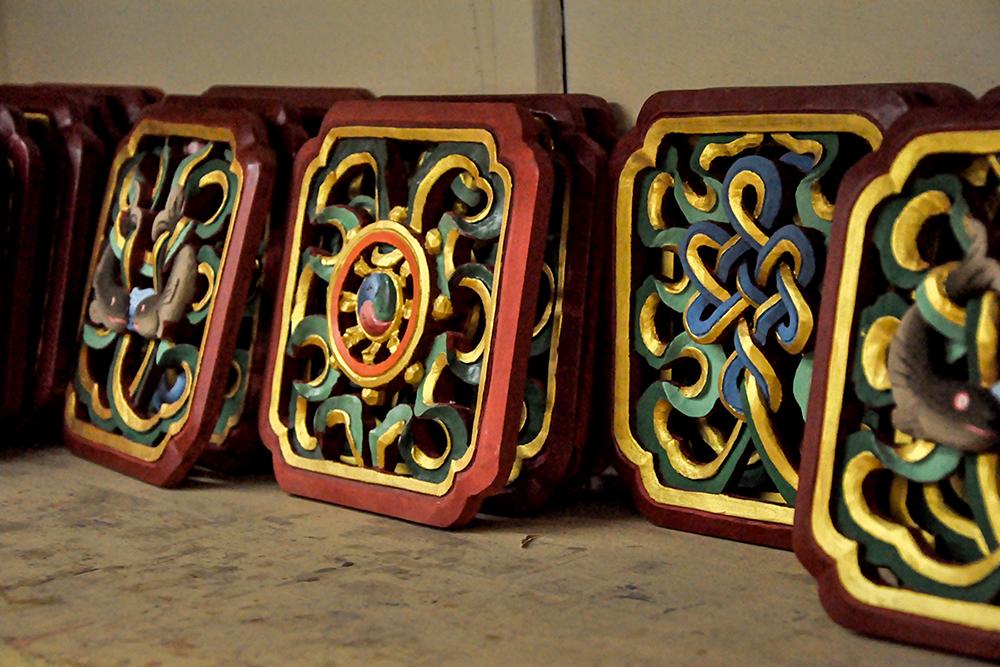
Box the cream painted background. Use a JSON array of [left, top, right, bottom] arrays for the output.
[[564, 0, 1000, 123], [0, 0, 998, 125], [0, 0, 564, 95]]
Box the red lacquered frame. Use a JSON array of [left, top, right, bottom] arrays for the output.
[[793, 103, 1000, 660], [203, 86, 373, 135], [0, 105, 43, 424], [610, 84, 975, 548], [259, 100, 554, 526], [63, 106, 275, 486], [0, 89, 107, 415]]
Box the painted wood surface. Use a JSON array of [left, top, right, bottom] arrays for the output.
[[794, 100, 1000, 660], [258, 100, 555, 526], [0, 89, 107, 417], [0, 104, 43, 425], [610, 84, 976, 548], [63, 105, 275, 486], [203, 86, 373, 136]]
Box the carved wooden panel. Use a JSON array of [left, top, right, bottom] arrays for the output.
[[610, 85, 975, 548], [0, 89, 107, 415], [0, 105, 43, 424], [259, 100, 555, 526], [794, 103, 1000, 659], [63, 106, 275, 485]]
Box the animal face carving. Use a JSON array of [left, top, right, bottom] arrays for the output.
[[887, 216, 1000, 453], [945, 385, 1000, 446], [127, 243, 197, 339], [88, 245, 129, 332], [87, 185, 197, 340]]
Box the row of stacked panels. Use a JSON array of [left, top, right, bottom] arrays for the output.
[[1, 82, 995, 659], [53, 88, 615, 530], [611, 84, 1000, 659], [0, 84, 163, 426]]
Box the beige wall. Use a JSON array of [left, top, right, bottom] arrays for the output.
[[564, 0, 1000, 124], [0, 0, 562, 95], [2, 1, 997, 125], [0, 1, 7, 82]]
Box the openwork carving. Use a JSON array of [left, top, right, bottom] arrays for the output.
[[617, 116, 880, 531], [832, 138, 1000, 606], [262, 104, 556, 525], [795, 112, 1000, 658], [65, 121, 260, 459], [274, 130, 514, 485]]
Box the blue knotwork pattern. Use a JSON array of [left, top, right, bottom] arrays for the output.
[[632, 132, 849, 504]]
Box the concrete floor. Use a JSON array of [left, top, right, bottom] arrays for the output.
[[0, 442, 987, 666]]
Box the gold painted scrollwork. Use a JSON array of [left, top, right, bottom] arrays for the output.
[[844, 451, 1000, 586], [889, 190, 953, 272], [270, 126, 514, 496], [67, 123, 245, 461], [861, 315, 900, 391], [411, 154, 493, 232]]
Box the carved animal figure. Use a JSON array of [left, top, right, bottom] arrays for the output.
[[887, 216, 1000, 452], [151, 185, 185, 241], [88, 245, 129, 332], [128, 243, 198, 338]]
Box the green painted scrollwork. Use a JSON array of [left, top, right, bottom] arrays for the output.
[[73, 135, 246, 448], [631, 131, 864, 506], [283, 135, 508, 483], [837, 150, 1000, 602]]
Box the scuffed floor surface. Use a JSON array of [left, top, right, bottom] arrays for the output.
[[0, 443, 989, 666]]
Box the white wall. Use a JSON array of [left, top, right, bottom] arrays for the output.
[[564, 0, 1000, 124], [0, 0, 563, 95]]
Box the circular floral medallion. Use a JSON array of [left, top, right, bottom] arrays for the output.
[[328, 220, 429, 387]]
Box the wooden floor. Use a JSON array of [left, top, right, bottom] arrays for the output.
[[0, 442, 987, 666]]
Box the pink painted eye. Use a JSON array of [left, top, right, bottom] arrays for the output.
[[110, 296, 116, 306], [953, 391, 971, 412]]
